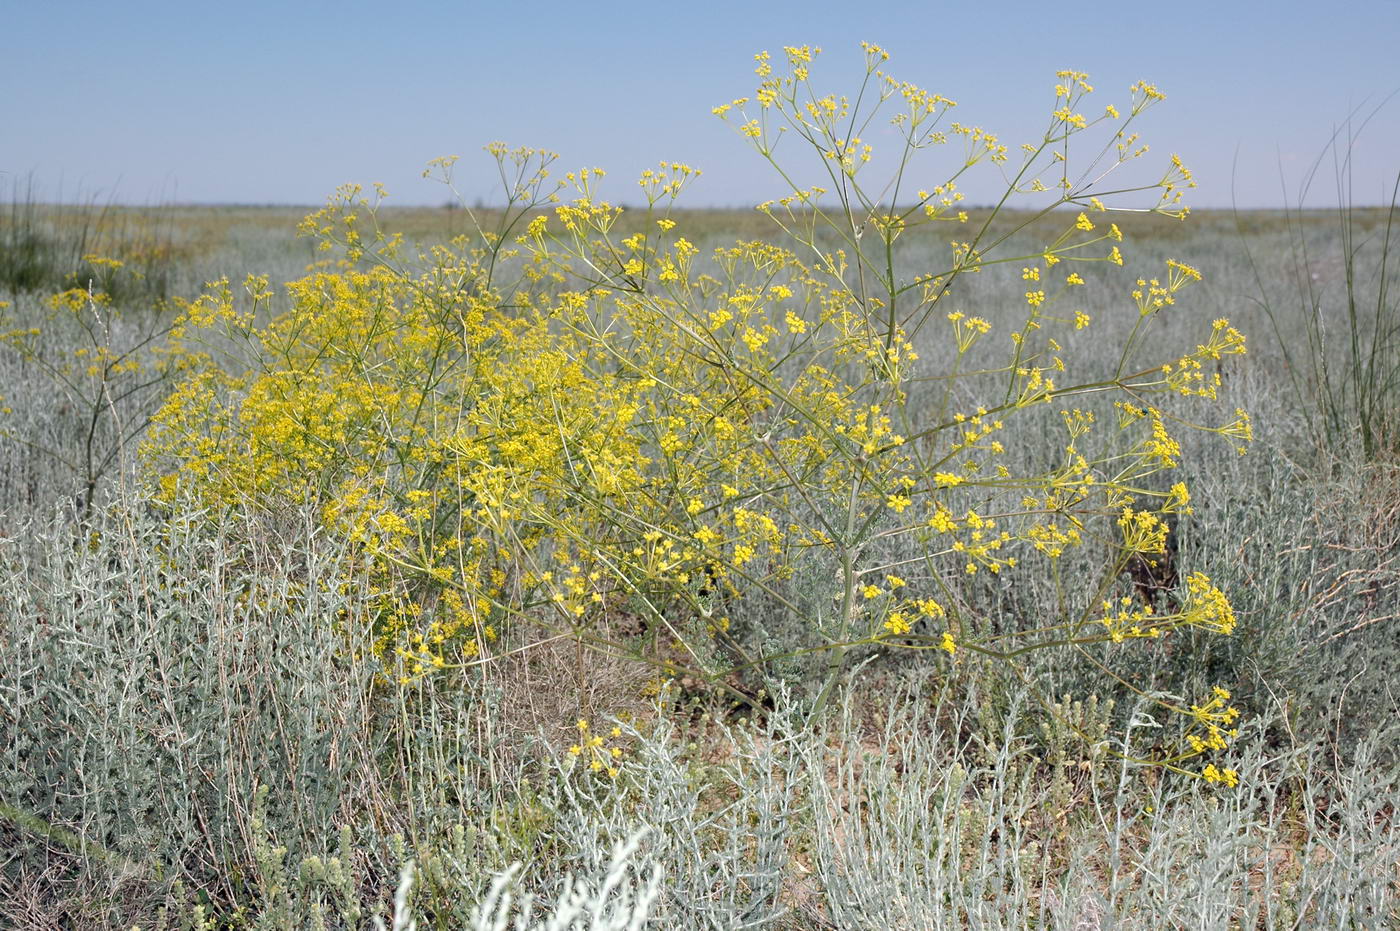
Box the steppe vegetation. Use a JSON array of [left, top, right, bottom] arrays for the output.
[[1, 46, 1398, 928]]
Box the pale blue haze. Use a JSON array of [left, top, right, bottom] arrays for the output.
[[3, 0, 1398, 208]]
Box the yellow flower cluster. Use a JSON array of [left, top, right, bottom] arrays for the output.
[[568, 719, 629, 778], [1188, 687, 1241, 786], [129, 48, 1250, 775]]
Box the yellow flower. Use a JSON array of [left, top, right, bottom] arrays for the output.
[[1202, 764, 1239, 788]]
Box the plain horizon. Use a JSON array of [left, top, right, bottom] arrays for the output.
[[4, 0, 1398, 212]]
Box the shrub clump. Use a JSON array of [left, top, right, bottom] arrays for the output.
[[143, 45, 1250, 778]]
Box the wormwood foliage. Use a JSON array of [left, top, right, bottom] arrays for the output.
[[142, 46, 1250, 779], [0, 264, 193, 514]]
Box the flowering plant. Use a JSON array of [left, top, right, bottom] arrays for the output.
[[144, 45, 1247, 780]]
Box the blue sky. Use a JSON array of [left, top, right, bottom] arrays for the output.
[[4, 0, 1397, 209]]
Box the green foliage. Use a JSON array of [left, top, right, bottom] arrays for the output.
[[1241, 117, 1400, 460]]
